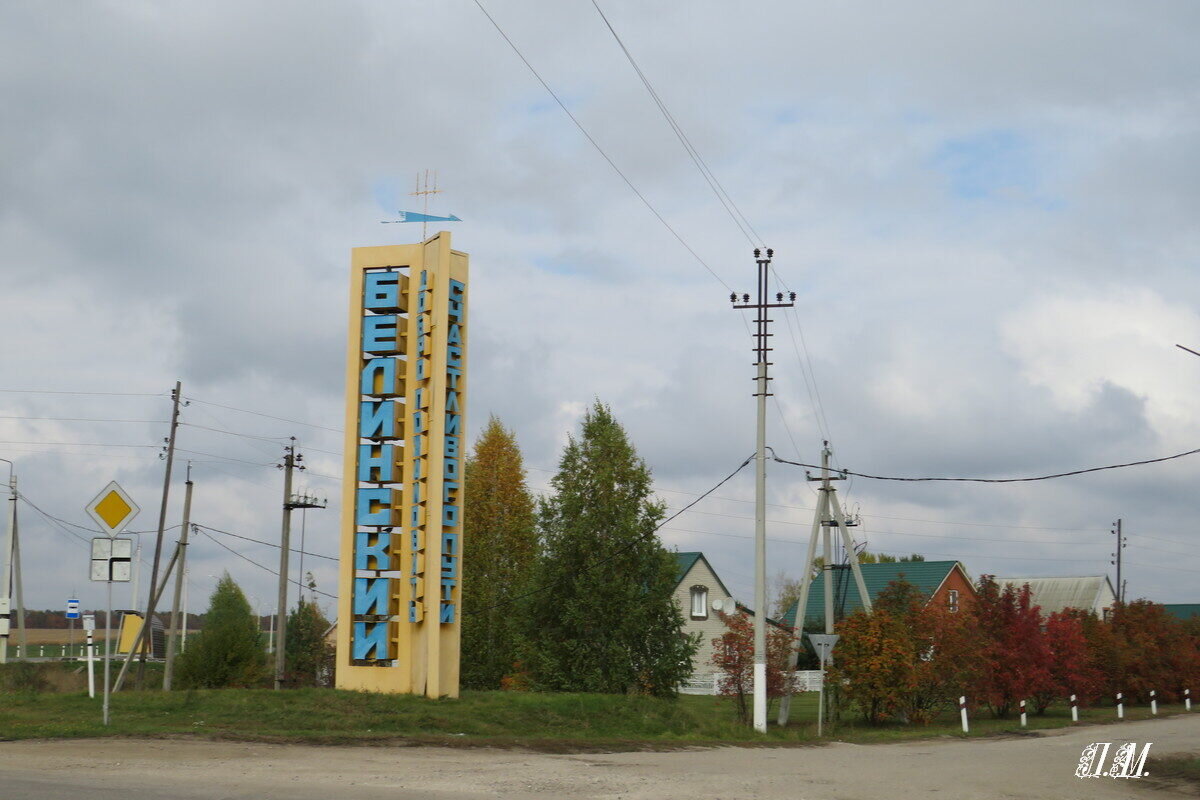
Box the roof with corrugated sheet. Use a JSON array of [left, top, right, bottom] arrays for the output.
[[994, 576, 1115, 616], [781, 561, 964, 629]]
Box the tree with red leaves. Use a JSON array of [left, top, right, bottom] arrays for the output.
[[831, 580, 981, 725], [1033, 611, 1104, 713], [1108, 600, 1198, 703], [710, 609, 796, 724], [974, 577, 1053, 718], [826, 603, 914, 724]]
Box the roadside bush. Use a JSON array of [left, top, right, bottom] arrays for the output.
[[1, 661, 50, 694], [284, 596, 333, 688], [175, 573, 267, 689], [710, 609, 797, 724]]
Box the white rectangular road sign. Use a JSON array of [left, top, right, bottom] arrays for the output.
[[90, 536, 134, 582], [83, 614, 96, 632]]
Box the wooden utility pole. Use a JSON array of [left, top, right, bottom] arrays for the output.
[[1111, 518, 1125, 604], [274, 441, 296, 690], [274, 441, 325, 690], [134, 381, 182, 687], [162, 469, 194, 690]]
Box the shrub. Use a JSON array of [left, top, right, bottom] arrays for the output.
[[174, 573, 267, 689]]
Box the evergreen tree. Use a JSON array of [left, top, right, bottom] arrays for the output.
[[521, 401, 697, 696], [284, 575, 334, 687], [461, 416, 537, 689], [175, 573, 267, 689]]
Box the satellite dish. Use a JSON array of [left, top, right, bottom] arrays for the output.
[[711, 598, 727, 612]]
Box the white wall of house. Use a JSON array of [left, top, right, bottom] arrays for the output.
[[673, 558, 734, 690]]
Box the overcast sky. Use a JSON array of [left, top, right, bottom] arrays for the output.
[[2, 1, 1199, 620]]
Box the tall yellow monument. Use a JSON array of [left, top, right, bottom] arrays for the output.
[[335, 232, 468, 696]]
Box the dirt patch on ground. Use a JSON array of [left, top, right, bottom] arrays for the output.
[[3, 715, 1200, 799]]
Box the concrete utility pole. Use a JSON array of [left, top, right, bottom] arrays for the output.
[[135, 380, 183, 688], [1, 460, 14, 664], [162, 469, 194, 691], [730, 248, 794, 732], [777, 443, 871, 726], [113, 543, 182, 692], [274, 440, 326, 691], [1111, 518, 1125, 604]]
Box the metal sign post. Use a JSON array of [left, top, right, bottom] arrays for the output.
[[66, 599, 80, 655], [86, 482, 139, 726], [807, 633, 839, 737]]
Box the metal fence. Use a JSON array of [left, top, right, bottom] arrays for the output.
[[681, 670, 824, 695]]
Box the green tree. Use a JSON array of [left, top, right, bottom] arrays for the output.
[[520, 401, 697, 696], [284, 577, 333, 687], [175, 573, 267, 689], [461, 416, 538, 689], [771, 570, 804, 619]]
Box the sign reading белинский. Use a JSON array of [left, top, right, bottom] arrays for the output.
[[335, 232, 468, 698]]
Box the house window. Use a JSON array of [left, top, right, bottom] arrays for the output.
[[948, 589, 960, 613], [690, 585, 708, 619]]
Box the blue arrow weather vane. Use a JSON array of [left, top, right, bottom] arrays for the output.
[[381, 211, 462, 224]]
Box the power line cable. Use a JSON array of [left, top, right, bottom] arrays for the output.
[[17, 493, 180, 536], [469, 0, 733, 291], [0, 416, 167, 424], [465, 454, 754, 616], [174, 448, 277, 467], [195, 528, 337, 600], [0, 440, 155, 448], [0, 389, 167, 397], [182, 396, 341, 434], [527, 466, 1107, 532], [657, 525, 1109, 563], [769, 446, 1200, 483], [17, 494, 91, 545], [194, 523, 338, 562], [179, 423, 291, 443], [588, 0, 763, 248]]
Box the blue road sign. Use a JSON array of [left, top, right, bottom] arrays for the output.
[[66, 599, 81, 620]]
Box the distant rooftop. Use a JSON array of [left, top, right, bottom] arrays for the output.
[[994, 576, 1115, 616], [782, 561, 965, 628], [1163, 603, 1200, 621]]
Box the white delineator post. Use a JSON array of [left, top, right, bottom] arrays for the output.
[[1019, 699, 1027, 727], [85, 627, 95, 699], [1116, 692, 1124, 720], [1186, 688, 1192, 712], [959, 696, 969, 733], [1070, 694, 1078, 723], [1150, 690, 1157, 715]]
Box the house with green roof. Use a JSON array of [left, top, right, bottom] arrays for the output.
[[781, 560, 974, 630], [673, 552, 736, 693], [1164, 604, 1200, 622]]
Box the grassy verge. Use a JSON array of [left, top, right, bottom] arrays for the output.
[[1146, 754, 1200, 792], [0, 682, 1192, 750]]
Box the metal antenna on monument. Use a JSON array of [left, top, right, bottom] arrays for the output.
[[380, 170, 462, 241]]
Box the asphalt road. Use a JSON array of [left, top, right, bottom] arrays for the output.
[[2, 713, 1198, 799]]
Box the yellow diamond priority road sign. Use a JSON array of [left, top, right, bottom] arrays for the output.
[[85, 481, 140, 535]]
